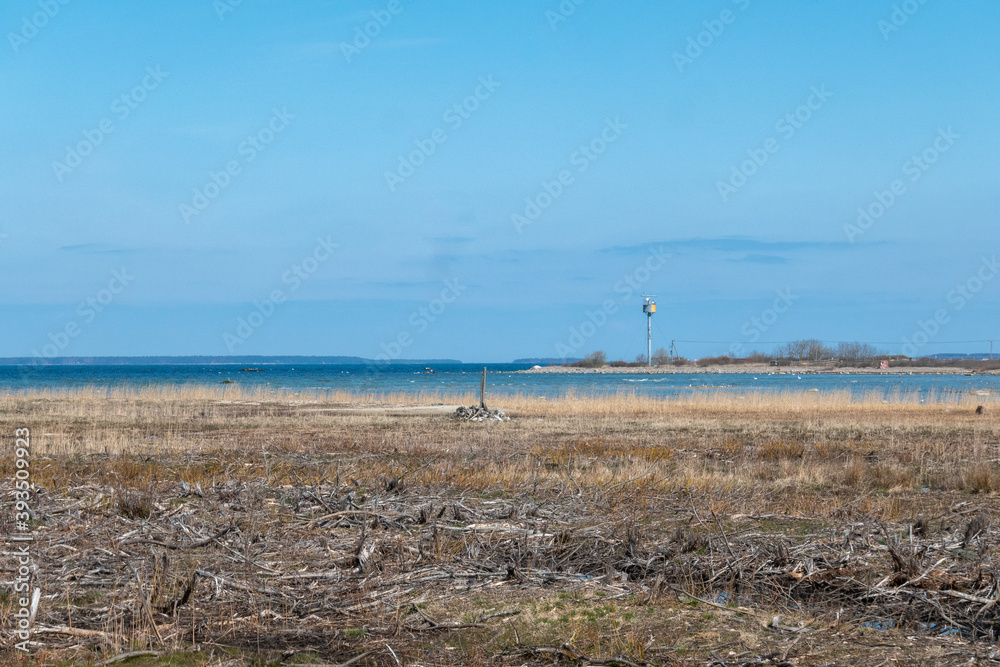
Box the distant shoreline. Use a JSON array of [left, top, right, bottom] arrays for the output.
[[0, 357, 466, 366], [521, 364, 999, 376]]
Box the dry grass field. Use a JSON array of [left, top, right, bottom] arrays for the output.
[[3, 386, 1000, 665]]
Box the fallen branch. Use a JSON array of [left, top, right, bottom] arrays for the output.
[[97, 650, 163, 666], [126, 524, 235, 550], [288, 649, 377, 667], [195, 569, 282, 597], [34, 625, 111, 640]]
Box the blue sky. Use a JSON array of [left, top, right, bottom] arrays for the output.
[[1, 0, 998, 361]]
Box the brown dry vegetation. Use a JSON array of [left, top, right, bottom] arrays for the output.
[[3, 386, 1000, 665]]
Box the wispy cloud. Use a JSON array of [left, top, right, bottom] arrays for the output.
[[344, 278, 453, 289], [59, 243, 120, 253], [59, 244, 156, 255], [602, 236, 854, 255], [422, 236, 476, 244], [729, 253, 788, 265]]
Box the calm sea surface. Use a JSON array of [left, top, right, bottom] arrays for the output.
[[1, 364, 999, 400]]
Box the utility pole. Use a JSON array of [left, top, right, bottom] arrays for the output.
[[642, 296, 656, 367]]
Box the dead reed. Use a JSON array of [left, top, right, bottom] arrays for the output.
[[1, 387, 999, 665]]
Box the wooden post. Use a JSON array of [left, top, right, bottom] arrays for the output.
[[480, 367, 486, 409]]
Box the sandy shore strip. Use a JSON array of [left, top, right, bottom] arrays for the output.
[[520, 363, 999, 375]]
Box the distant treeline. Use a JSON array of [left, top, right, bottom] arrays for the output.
[[567, 339, 1000, 369]]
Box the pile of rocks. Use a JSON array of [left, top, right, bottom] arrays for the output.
[[453, 405, 509, 422]]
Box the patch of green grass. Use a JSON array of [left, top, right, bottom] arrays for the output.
[[279, 653, 323, 665], [83, 649, 212, 667], [70, 590, 105, 606]]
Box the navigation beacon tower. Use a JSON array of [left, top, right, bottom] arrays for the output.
[[642, 295, 656, 367]]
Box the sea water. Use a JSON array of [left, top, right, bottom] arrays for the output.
[[1, 363, 999, 400]]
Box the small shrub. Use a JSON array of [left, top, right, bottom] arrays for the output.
[[572, 351, 606, 368], [964, 466, 995, 494], [843, 460, 868, 487], [116, 486, 155, 520], [870, 463, 915, 490], [696, 356, 732, 367], [759, 440, 805, 461], [815, 440, 850, 460]]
